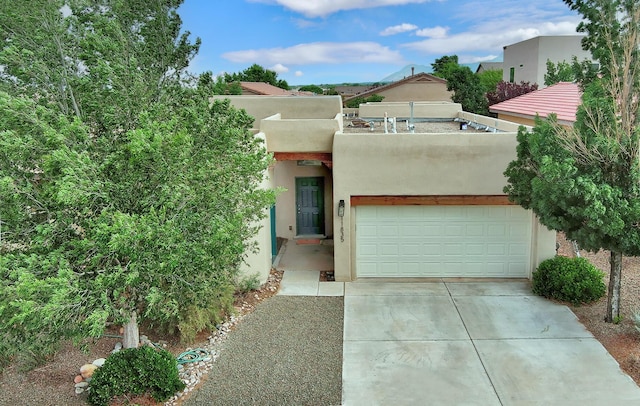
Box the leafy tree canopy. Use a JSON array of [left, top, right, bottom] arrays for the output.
[[345, 94, 384, 108], [487, 81, 538, 105], [544, 57, 599, 86], [477, 69, 503, 93], [0, 0, 275, 368], [431, 55, 488, 114], [225, 64, 289, 90], [506, 0, 640, 322], [298, 84, 324, 94]]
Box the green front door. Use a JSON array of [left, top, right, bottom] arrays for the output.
[[296, 177, 324, 235]]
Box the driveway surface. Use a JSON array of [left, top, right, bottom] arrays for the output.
[[342, 280, 640, 406]]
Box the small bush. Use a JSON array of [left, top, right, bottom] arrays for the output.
[[532, 256, 606, 304], [236, 273, 261, 293], [87, 345, 185, 406]]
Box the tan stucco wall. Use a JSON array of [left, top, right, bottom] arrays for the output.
[[331, 132, 556, 281], [360, 102, 462, 119], [261, 114, 340, 153], [496, 113, 536, 127], [503, 36, 592, 87], [239, 135, 275, 284], [273, 161, 333, 240], [211, 95, 343, 124], [376, 82, 453, 102]]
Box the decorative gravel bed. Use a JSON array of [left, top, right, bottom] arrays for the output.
[[180, 296, 344, 406]]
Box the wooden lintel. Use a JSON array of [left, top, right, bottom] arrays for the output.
[[350, 195, 515, 206], [273, 152, 332, 162]]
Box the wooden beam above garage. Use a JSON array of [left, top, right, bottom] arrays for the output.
[[350, 195, 515, 206]]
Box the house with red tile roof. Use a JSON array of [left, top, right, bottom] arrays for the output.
[[489, 82, 581, 127], [240, 81, 315, 96]]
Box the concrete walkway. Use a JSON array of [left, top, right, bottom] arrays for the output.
[[275, 240, 640, 405]]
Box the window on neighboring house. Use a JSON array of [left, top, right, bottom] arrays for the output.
[[509, 67, 515, 83]]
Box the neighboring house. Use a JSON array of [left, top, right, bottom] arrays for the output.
[[215, 95, 556, 283], [489, 82, 581, 127], [240, 81, 315, 96], [476, 62, 503, 74], [343, 72, 452, 105], [502, 36, 593, 87], [334, 85, 378, 98]]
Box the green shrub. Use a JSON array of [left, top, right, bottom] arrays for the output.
[[532, 256, 606, 304], [87, 346, 185, 406], [236, 273, 261, 293]]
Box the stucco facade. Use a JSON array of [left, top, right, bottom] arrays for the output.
[[222, 96, 556, 283], [503, 36, 592, 87], [343, 73, 453, 105]]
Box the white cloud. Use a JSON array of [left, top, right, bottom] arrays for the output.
[[249, 0, 438, 18], [403, 20, 579, 55], [415, 26, 448, 39], [223, 42, 405, 65], [458, 54, 499, 64], [380, 23, 418, 36], [270, 63, 289, 73], [295, 71, 304, 77]]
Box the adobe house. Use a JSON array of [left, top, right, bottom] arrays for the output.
[[489, 82, 581, 127], [342, 72, 452, 105], [214, 96, 556, 283]]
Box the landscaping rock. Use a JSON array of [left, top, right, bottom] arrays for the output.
[[92, 358, 106, 367], [80, 363, 98, 379]]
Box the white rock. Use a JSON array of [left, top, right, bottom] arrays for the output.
[[75, 381, 89, 388], [92, 358, 106, 367], [75, 387, 85, 394]]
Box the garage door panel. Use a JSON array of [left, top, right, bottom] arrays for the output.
[[356, 205, 531, 278]]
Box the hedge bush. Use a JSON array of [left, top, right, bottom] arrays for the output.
[[87, 346, 185, 406], [532, 256, 606, 304]]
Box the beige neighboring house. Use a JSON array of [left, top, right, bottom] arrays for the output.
[[239, 81, 315, 96], [334, 85, 377, 98], [503, 36, 593, 87], [490, 82, 581, 127], [343, 72, 452, 105], [476, 62, 503, 74], [215, 95, 556, 283]]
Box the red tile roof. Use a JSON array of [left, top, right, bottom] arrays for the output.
[[489, 82, 581, 124]]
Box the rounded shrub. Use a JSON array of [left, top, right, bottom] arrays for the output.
[[532, 256, 606, 304], [87, 345, 185, 406]]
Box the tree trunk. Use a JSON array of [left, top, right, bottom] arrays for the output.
[[122, 310, 139, 349], [605, 251, 623, 323]]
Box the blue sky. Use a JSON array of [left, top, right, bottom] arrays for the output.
[[178, 0, 583, 85]]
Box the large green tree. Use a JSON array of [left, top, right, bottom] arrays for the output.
[[544, 57, 599, 86], [477, 68, 503, 93], [505, 0, 640, 322], [432, 55, 488, 114], [0, 0, 275, 368]]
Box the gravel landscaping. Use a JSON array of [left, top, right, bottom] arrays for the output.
[[181, 296, 344, 406]]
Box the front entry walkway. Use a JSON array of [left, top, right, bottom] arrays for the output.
[[275, 239, 344, 296], [342, 280, 640, 406]]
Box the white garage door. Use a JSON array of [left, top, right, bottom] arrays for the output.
[[356, 205, 532, 278]]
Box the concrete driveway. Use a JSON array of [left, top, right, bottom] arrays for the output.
[[342, 280, 640, 406]]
